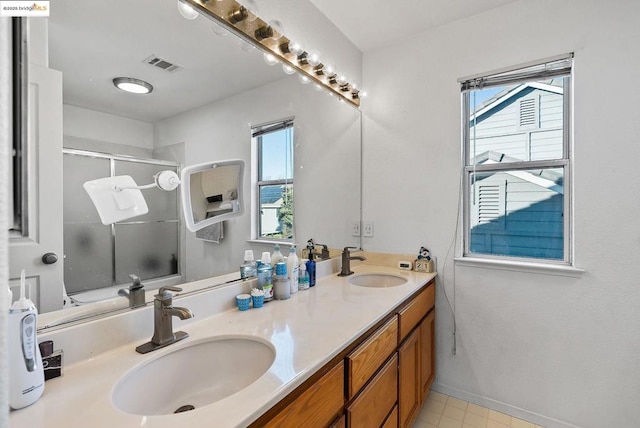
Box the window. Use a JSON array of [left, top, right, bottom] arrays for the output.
[[253, 119, 294, 240], [460, 55, 573, 263]]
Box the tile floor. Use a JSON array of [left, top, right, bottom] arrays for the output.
[[413, 391, 544, 428]]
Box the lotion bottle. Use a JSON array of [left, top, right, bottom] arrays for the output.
[[9, 270, 45, 409], [286, 245, 299, 294]]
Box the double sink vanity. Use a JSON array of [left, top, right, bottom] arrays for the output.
[[10, 259, 436, 428]]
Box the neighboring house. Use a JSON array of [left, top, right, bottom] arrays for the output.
[[469, 80, 564, 259], [260, 185, 284, 236]]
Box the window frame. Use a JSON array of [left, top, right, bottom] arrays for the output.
[[252, 118, 295, 242], [460, 55, 573, 266]]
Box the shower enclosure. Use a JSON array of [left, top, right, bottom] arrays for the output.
[[63, 149, 181, 298]]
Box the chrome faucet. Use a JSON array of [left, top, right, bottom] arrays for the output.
[[135, 286, 194, 354], [338, 247, 366, 276], [118, 274, 146, 308]]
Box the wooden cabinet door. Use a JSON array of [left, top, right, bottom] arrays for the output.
[[398, 329, 421, 428], [420, 311, 435, 402]]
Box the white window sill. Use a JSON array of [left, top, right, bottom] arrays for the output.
[[246, 239, 294, 248], [454, 257, 585, 277]]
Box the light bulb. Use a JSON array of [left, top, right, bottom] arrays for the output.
[[282, 64, 296, 75], [263, 53, 278, 66], [360, 90, 368, 98], [288, 40, 305, 56], [177, 1, 199, 20], [323, 63, 336, 77], [307, 50, 321, 67], [299, 74, 311, 85], [268, 20, 284, 40], [336, 74, 348, 86]]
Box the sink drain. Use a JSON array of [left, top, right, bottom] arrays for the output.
[[174, 404, 195, 413]]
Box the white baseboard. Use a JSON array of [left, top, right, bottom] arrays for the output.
[[430, 382, 584, 428]]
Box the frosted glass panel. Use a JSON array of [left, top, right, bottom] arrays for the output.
[[63, 154, 110, 223], [64, 223, 113, 293], [114, 161, 178, 222], [114, 222, 179, 284]]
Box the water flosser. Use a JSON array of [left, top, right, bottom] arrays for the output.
[[9, 270, 45, 409]]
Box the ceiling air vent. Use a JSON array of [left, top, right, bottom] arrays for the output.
[[142, 55, 181, 72]]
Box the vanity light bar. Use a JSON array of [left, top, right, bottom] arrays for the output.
[[183, 0, 361, 107]]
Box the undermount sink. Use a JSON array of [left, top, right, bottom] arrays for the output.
[[112, 337, 275, 415], [348, 273, 408, 288]]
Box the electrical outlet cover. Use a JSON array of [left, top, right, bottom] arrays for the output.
[[352, 221, 361, 236], [363, 221, 374, 237]]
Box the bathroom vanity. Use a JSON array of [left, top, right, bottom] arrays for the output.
[[9, 261, 436, 428]]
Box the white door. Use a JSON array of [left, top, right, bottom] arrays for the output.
[[9, 63, 64, 314]]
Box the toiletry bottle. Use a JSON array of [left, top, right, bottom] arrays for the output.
[[258, 252, 274, 301], [286, 245, 299, 294], [271, 243, 285, 266], [298, 263, 310, 290], [9, 270, 45, 410], [240, 250, 257, 279], [273, 262, 291, 300], [305, 242, 317, 287]]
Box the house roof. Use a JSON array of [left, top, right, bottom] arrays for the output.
[[473, 150, 564, 194], [470, 79, 563, 122], [260, 186, 284, 205]]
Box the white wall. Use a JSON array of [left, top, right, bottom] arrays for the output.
[[361, 1, 640, 427], [63, 104, 154, 152]]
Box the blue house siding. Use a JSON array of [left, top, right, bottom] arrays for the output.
[[470, 174, 563, 259], [471, 85, 563, 163]]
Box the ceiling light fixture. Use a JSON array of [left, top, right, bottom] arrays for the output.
[[112, 77, 153, 94], [181, 0, 361, 106]]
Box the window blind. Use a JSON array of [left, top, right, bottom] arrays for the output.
[[252, 118, 294, 138], [460, 54, 573, 92]]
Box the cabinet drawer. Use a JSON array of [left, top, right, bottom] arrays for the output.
[[264, 361, 344, 428], [398, 283, 434, 341], [382, 405, 398, 428], [347, 353, 398, 428], [347, 315, 398, 398]]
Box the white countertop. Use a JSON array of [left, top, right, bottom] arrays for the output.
[[10, 264, 436, 428]]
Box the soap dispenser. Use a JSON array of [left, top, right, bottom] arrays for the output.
[[305, 240, 317, 287], [9, 270, 45, 409]]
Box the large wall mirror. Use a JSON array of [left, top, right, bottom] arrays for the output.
[[18, 0, 361, 328]]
